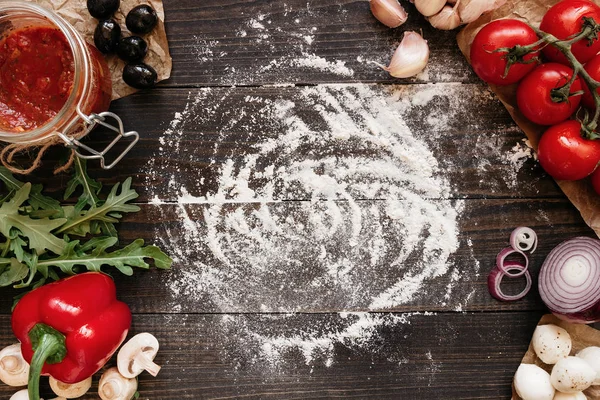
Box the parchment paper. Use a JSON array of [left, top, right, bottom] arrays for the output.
[[30, 0, 172, 100], [511, 314, 600, 400], [456, 0, 600, 238]]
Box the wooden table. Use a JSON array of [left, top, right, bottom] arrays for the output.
[[1, 1, 600, 399]]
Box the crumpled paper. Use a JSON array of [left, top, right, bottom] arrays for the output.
[[31, 0, 172, 100], [511, 314, 600, 400], [457, 0, 600, 238]]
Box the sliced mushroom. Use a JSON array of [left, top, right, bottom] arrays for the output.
[[0, 344, 30, 387], [117, 333, 161, 378], [49, 376, 92, 399], [98, 367, 138, 400]]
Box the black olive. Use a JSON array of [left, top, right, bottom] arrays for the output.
[[126, 5, 158, 34], [94, 19, 121, 54], [87, 0, 120, 19], [123, 63, 157, 89], [117, 36, 148, 62]]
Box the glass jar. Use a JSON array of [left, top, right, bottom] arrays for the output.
[[0, 1, 138, 169]]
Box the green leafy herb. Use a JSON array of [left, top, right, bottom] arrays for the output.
[[0, 162, 172, 291]]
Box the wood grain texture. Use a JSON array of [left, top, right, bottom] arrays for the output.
[[1, 0, 598, 399], [0, 312, 543, 399], [160, 0, 477, 86]]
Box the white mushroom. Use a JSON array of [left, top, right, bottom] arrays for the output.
[[98, 367, 138, 400], [8, 389, 66, 400], [514, 364, 555, 400], [553, 392, 587, 400], [9, 390, 29, 400], [576, 346, 600, 385], [551, 357, 596, 393], [0, 343, 30, 387], [117, 333, 161, 378], [532, 324, 572, 365], [49, 376, 92, 399]]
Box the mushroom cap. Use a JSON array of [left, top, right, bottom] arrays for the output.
[[49, 375, 92, 398], [8, 389, 67, 400], [9, 389, 29, 400], [551, 356, 596, 393], [531, 324, 572, 365], [576, 346, 600, 385], [513, 364, 554, 400], [0, 343, 30, 387], [117, 332, 160, 378], [553, 392, 587, 400], [98, 367, 138, 400]]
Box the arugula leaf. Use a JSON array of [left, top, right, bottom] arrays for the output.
[[0, 167, 62, 214], [0, 184, 67, 255], [0, 259, 28, 287], [64, 158, 102, 207], [64, 159, 120, 238], [36, 238, 172, 276], [56, 178, 140, 236]]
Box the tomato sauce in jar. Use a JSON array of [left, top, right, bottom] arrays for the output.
[[0, 26, 111, 133]]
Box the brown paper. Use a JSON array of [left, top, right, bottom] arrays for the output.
[[457, 0, 600, 238], [30, 0, 172, 100], [511, 315, 600, 400]]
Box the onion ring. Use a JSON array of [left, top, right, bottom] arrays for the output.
[[496, 246, 529, 278], [488, 262, 532, 302], [510, 226, 538, 253]]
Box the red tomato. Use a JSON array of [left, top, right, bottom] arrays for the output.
[[582, 54, 600, 109], [538, 120, 600, 180], [540, 0, 600, 64], [591, 167, 600, 195], [470, 19, 540, 86], [516, 63, 582, 125]]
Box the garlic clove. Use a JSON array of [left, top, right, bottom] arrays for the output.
[[458, 0, 507, 24], [428, 5, 462, 30], [370, 0, 409, 28], [380, 31, 429, 78], [414, 0, 446, 17]]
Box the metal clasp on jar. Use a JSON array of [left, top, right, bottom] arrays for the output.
[[57, 109, 139, 170]]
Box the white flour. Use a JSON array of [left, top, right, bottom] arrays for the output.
[[144, 81, 488, 368]]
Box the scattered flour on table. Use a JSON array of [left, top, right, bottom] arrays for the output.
[[144, 81, 490, 369]]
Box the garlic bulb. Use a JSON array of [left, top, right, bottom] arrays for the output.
[[428, 5, 461, 30], [370, 0, 408, 28], [414, 0, 446, 17], [458, 0, 507, 24], [379, 31, 429, 78]]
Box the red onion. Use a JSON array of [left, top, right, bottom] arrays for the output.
[[488, 261, 532, 301], [539, 237, 600, 324], [496, 246, 529, 278], [510, 226, 538, 253]]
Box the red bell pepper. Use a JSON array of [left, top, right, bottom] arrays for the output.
[[11, 272, 131, 400]]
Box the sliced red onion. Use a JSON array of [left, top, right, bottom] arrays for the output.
[[510, 227, 538, 253], [488, 262, 532, 302], [496, 246, 529, 278], [539, 237, 600, 324]]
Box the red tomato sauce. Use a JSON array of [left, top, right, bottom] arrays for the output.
[[0, 26, 75, 132]]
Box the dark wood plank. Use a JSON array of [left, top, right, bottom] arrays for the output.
[[0, 312, 543, 399], [161, 0, 478, 87], [0, 198, 591, 314], [26, 84, 562, 202]]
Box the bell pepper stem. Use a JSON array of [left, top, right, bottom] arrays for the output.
[[27, 324, 67, 400]]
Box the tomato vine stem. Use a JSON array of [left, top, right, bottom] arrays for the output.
[[513, 20, 600, 139]]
